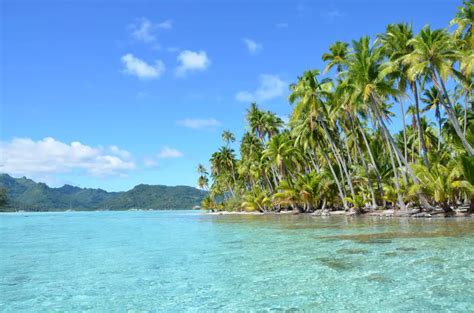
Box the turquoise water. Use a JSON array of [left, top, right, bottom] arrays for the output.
[[1, 211, 474, 312]]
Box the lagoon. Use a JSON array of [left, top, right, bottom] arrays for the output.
[[1, 211, 474, 311]]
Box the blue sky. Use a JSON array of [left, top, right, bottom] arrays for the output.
[[1, 0, 460, 191]]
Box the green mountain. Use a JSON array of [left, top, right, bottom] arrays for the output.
[[0, 174, 206, 212]]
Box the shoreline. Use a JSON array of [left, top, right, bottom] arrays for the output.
[[205, 209, 474, 219]]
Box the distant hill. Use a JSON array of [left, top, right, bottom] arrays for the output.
[[0, 174, 206, 212]]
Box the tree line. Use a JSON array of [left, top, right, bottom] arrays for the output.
[[197, 1, 474, 214]]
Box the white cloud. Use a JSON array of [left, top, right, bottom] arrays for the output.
[[157, 146, 184, 158], [143, 146, 183, 167], [242, 38, 262, 54], [321, 9, 346, 21], [275, 22, 289, 28], [157, 19, 173, 30], [0, 137, 136, 179], [130, 18, 172, 43], [121, 53, 165, 79], [143, 157, 158, 167], [236, 74, 287, 102], [177, 118, 221, 129], [175, 50, 210, 77], [109, 145, 132, 159]]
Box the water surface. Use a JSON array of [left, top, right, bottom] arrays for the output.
[[1, 211, 473, 311]]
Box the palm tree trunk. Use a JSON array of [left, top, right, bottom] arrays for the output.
[[397, 96, 408, 162], [310, 149, 320, 172], [357, 120, 386, 205], [227, 183, 235, 198], [392, 140, 408, 185], [412, 82, 430, 168], [270, 166, 280, 186], [264, 172, 274, 193], [349, 114, 377, 208], [438, 112, 442, 151], [381, 121, 406, 210], [433, 70, 474, 156], [370, 94, 433, 210], [320, 146, 348, 209], [343, 135, 353, 167], [320, 119, 356, 201], [463, 94, 468, 136]]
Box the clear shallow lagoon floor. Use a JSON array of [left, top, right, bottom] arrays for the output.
[[1, 211, 474, 312]]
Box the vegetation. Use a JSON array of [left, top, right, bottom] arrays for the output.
[[0, 174, 205, 212], [0, 188, 8, 209], [198, 1, 474, 214]]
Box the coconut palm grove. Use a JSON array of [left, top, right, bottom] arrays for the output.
[[197, 1, 474, 215]]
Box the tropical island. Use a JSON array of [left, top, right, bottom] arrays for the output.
[[197, 0, 474, 217]]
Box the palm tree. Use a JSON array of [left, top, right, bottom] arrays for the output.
[[222, 130, 235, 147], [200, 195, 217, 211], [402, 26, 474, 156], [410, 162, 474, 212], [246, 103, 266, 141], [196, 164, 211, 197], [450, 0, 474, 50], [210, 147, 238, 197], [451, 1, 474, 133], [421, 87, 444, 150], [197, 164, 208, 176], [261, 132, 300, 181], [197, 175, 209, 191], [273, 180, 300, 211], [295, 172, 332, 212], [241, 188, 270, 212], [345, 36, 432, 209], [322, 41, 349, 73], [240, 132, 262, 158], [200, 3, 471, 213], [378, 23, 430, 167], [262, 111, 284, 139], [289, 70, 356, 207]]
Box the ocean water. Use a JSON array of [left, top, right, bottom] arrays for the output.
[[1, 211, 473, 312]]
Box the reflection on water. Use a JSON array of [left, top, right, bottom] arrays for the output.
[[206, 214, 474, 239]]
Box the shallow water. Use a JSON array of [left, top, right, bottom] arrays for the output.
[[1, 211, 474, 312]]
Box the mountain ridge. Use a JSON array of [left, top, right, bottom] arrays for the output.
[[0, 173, 205, 212]]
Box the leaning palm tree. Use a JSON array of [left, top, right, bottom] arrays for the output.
[[290, 112, 349, 207], [378, 23, 430, 167], [345, 36, 432, 209], [199, 2, 472, 213], [289, 70, 356, 207], [402, 26, 474, 156]]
